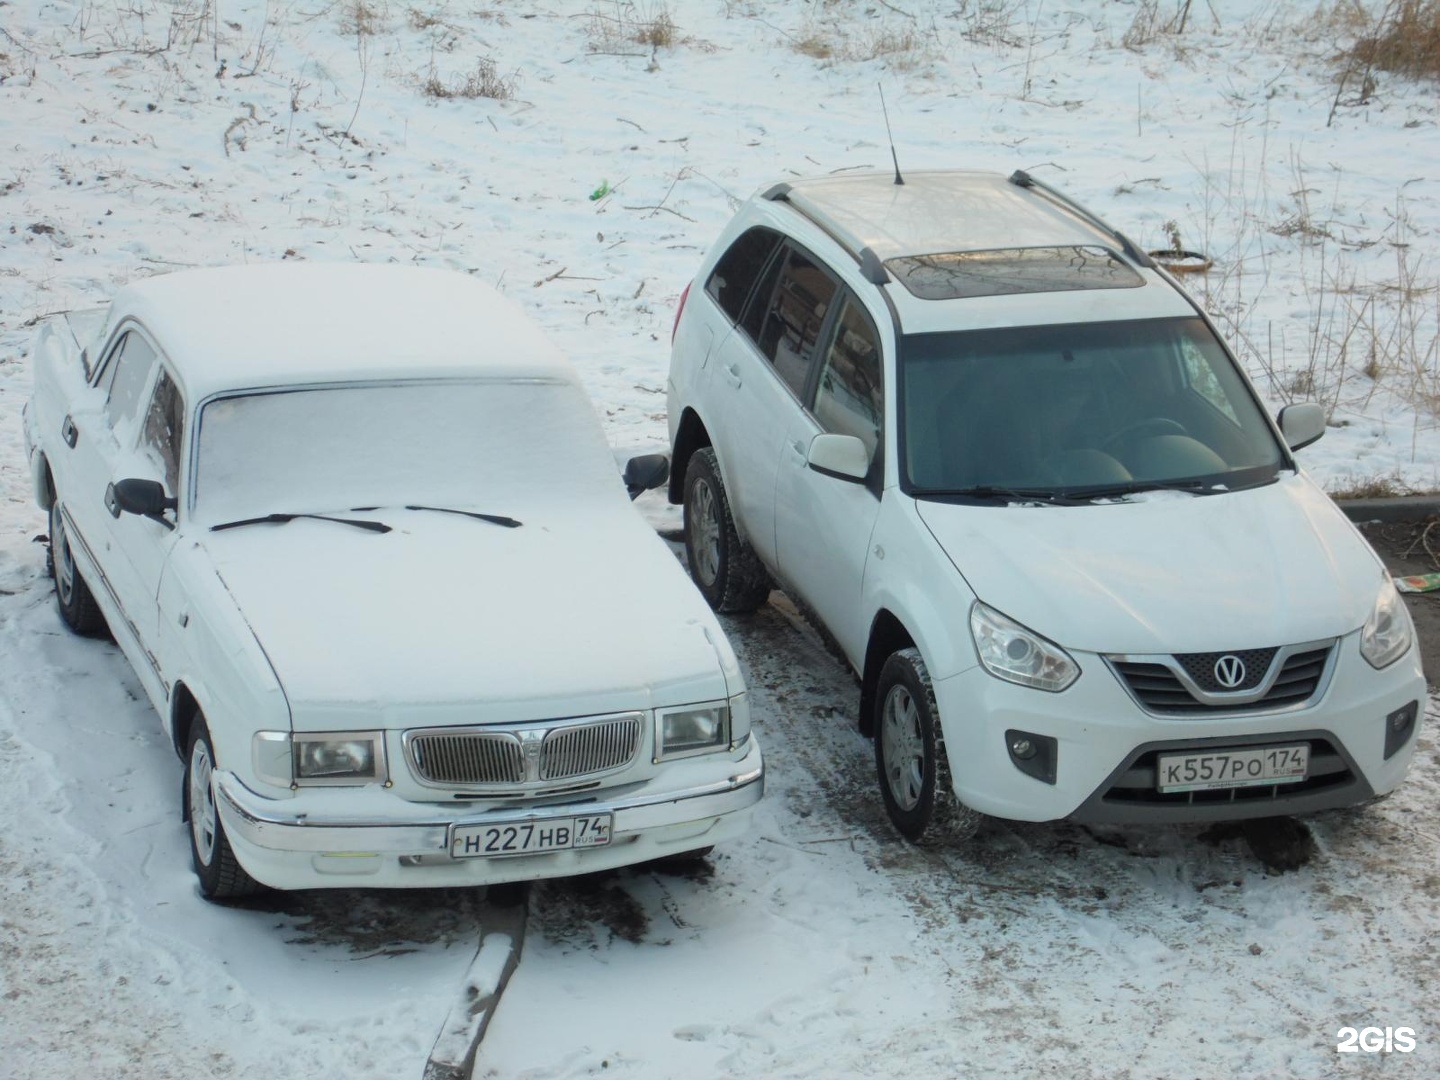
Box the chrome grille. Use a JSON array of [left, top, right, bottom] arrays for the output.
[[409, 731, 524, 785], [542, 717, 641, 780], [406, 712, 642, 787]]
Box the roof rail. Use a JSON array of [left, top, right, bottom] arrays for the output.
[[763, 183, 890, 285], [1008, 170, 1155, 268]]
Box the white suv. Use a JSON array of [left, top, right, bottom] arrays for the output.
[[666, 168, 1424, 843]]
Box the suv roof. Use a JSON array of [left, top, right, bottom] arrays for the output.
[[758, 169, 1193, 334]]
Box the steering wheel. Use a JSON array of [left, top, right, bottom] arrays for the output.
[[1101, 417, 1188, 454]]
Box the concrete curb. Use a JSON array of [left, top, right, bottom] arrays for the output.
[[1333, 495, 1440, 524], [423, 897, 528, 1080]]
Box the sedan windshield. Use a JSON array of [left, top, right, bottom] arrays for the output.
[[900, 317, 1286, 499], [192, 378, 618, 525]]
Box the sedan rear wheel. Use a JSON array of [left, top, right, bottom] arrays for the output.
[[49, 502, 107, 636]]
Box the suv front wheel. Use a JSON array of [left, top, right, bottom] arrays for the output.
[[683, 447, 771, 614], [874, 648, 982, 845]]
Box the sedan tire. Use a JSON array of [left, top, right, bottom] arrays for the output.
[[683, 447, 771, 614], [185, 719, 264, 901], [49, 502, 108, 637], [874, 648, 981, 845]]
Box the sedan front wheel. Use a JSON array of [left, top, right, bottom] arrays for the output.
[[185, 719, 264, 901]]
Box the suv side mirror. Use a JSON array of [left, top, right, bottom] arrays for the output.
[[1277, 403, 1326, 452], [623, 454, 670, 500], [807, 433, 869, 483]]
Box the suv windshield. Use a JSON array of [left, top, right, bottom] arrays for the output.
[[901, 317, 1285, 498]]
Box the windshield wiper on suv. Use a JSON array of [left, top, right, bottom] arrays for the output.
[[211, 512, 392, 534], [916, 486, 1084, 506], [349, 505, 523, 529], [1069, 479, 1218, 502]]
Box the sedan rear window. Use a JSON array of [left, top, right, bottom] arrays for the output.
[[885, 245, 1144, 300]]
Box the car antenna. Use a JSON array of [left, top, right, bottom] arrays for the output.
[[879, 83, 904, 186]]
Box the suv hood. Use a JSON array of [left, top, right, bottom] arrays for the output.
[[202, 508, 732, 729], [915, 474, 1384, 655]]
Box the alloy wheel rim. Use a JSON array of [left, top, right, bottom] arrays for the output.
[[881, 685, 925, 812], [52, 509, 75, 605], [189, 741, 218, 867], [690, 479, 721, 586]]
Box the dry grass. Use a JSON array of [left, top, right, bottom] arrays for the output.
[[421, 57, 518, 100], [340, 0, 385, 37], [1327, 472, 1414, 499], [1346, 0, 1440, 80], [790, 17, 936, 70], [585, 2, 676, 54]]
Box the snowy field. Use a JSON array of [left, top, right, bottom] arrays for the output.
[[1, 0, 1439, 1077]]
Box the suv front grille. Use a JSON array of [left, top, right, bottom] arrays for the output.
[[407, 713, 642, 787], [1108, 641, 1335, 716]]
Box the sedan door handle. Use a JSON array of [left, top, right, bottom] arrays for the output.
[[61, 415, 78, 448], [788, 439, 807, 461], [722, 363, 742, 389]]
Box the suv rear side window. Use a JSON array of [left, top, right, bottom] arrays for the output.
[[705, 227, 781, 323], [754, 245, 839, 398]]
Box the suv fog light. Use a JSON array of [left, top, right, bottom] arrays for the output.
[[1384, 701, 1419, 760], [1006, 729, 1057, 784]]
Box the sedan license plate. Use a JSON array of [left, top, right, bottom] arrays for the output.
[[450, 814, 612, 859], [1156, 744, 1309, 794]]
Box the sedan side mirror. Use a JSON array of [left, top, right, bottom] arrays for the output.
[[112, 478, 178, 518], [623, 454, 670, 500], [807, 433, 869, 483], [1277, 402, 1326, 452]]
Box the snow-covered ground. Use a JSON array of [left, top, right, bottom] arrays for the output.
[[2, 1, 1439, 1077]]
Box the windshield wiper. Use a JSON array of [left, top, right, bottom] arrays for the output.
[[1070, 479, 1217, 502], [211, 512, 392, 534], [350, 505, 523, 528], [917, 485, 1083, 506]]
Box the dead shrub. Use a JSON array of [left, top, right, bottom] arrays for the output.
[[1347, 0, 1440, 79], [422, 57, 518, 100]]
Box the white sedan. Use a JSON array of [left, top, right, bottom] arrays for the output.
[[23, 264, 762, 900]]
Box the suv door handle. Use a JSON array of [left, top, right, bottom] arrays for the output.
[[61, 415, 79, 448], [788, 439, 807, 461], [722, 363, 742, 389]]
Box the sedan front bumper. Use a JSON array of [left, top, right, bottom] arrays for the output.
[[215, 739, 763, 889]]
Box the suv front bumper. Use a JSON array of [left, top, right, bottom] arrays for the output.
[[215, 739, 763, 889]]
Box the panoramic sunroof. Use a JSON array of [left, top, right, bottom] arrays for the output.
[[884, 245, 1145, 300]]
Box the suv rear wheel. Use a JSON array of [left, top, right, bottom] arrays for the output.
[[683, 447, 771, 614], [874, 648, 981, 845]]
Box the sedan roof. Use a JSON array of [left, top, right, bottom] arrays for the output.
[[109, 263, 575, 401]]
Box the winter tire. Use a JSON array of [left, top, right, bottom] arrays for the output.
[[49, 502, 108, 636], [683, 447, 771, 614], [185, 719, 264, 901], [874, 648, 981, 845]]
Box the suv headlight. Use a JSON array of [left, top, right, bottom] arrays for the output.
[[253, 731, 387, 786], [656, 701, 734, 761], [969, 601, 1079, 692], [1360, 578, 1411, 670]]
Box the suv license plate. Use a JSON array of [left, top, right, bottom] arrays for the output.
[[1156, 744, 1309, 794], [450, 814, 612, 859]]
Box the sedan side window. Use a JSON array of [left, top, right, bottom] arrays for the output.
[[103, 331, 159, 432], [140, 369, 185, 496], [813, 296, 883, 461], [754, 246, 838, 399]]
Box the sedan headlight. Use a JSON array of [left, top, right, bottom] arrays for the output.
[[1360, 578, 1411, 670], [969, 601, 1079, 692], [253, 731, 387, 786], [656, 702, 731, 760]]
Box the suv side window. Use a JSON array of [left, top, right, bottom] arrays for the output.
[[754, 245, 839, 398], [705, 227, 781, 324], [813, 296, 883, 460], [140, 368, 185, 495], [102, 331, 159, 431]]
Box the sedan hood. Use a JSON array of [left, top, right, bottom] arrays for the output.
[[915, 474, 1385, 654], [202, 505, 731, 729]]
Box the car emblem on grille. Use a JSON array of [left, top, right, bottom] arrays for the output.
[[1214, 654, 1246, 689]]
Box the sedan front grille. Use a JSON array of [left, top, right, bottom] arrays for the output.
[[406, 713, 643, 788]]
